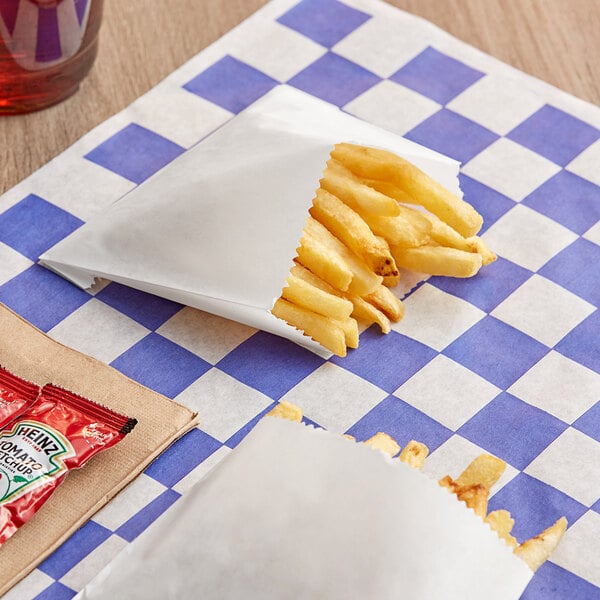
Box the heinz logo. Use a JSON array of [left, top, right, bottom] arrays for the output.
[[18, 426, 61, 455]]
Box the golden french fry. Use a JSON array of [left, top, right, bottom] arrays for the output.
[[304, 216, 383, 296], [359, 177, 416, 205], [364, 432, 400, 457], [455, 454, 506, 491], [399, 440, 429, 469], [321, 160, 400, 217], [296, 231, 353, 292], [514, 517, 568, 572], [382, 272, 401, 288], [271, 298, 347, 357], [485, 510, 518, 549], [310, 188, 398, 277], [465, 236, 497, 266], [282, 272, 354, 321], [360, 206, 432, 248], [331, 143, 483, 237], [266, 401, 303, 422], [349, 295, 391, 334], [439, 476, 489, 518], [340, 316, 359, 349], [391, 245, 483, 278], [363, 284, 404, 322], [343, 434, 356, 441]]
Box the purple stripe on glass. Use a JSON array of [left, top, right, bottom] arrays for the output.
[[36, 5, 62, 63], [74, 0, 89, 26]]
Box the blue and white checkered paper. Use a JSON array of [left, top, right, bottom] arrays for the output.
[[0, 0, 599, 597]]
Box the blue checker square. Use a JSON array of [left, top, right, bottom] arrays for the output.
[[96, 282, 183, 330], [0, 194, 83, 261], [488, 472, 586, 542], [331, 327, 437, 393], [522, 561, 600, 600], [288, 51, 380, 107], [39, 520, 111, 580], [555, 310, 600, 374], [523, 170, 600, 235], [346, 395, 453, 452], [85, 123, 185, 184], [390, 47, 485, 105], [573, 402, 600, 443], [539, 238, 600, 308], [183, 55, 278, 113], [33, 582, 77, 600], [277, 0, 371, 47], [116, 489, 180, 542], [507, 104, 600, 167], [145, 427, 222, 487], [431, 255, 532, 314], [458, 392, 567, 470], [110, 333, 211, 398], [216, 330, 323, 400], [443, 316, 549, 390], [458, 174, 516, 233], [405, 109, 498, 164], [0, 265, 90, 332]]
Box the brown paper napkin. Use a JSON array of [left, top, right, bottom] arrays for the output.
[[0, 303, 199, 595]]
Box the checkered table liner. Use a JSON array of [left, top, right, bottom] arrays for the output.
[[1, 0, 599, 598]]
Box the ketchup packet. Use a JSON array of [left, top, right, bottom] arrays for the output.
[[0, 366, 39, 430], [0, 384, 137, 545]]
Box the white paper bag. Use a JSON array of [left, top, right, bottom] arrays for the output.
[[76, 417, 532, 599], [40, 86, 461, 355]]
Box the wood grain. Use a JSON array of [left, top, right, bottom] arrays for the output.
[[1, 0, 598, 195]]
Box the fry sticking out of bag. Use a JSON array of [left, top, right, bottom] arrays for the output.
[[273, 143, 496, 356]]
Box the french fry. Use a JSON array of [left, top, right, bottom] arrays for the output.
[[359, 177, 416, 205], [439, 476, 488, 518], [304, 216, 383, 296], [321, 160, 400, 217], [349, 295, 391, 334], [485, 510, 518, 549], [331, 143, 483, 237], [271, 298, 347, 357], [340, 316, 359, 349], [364, 432, 400, 457], [296, 232, 353, 292], [455, 454, 506, 491], [360, 208, 432, 249], [282, 272, 354, 321], [363, 284, 405, 322], [515, 517, 568, 572], [391, 245, 483, 278], [266, 401, 303, 422], [310, 188, 398, 277], [399, 440, 429, 469], [465, 236, 497, 266]]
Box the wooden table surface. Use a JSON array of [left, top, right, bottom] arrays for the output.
[[1, 0, 599, 196]]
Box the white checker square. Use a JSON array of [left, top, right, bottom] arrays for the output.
[[344, 80, 441, 136], [174, 368, 272, 442], [228, 19, 326, 82], [424, 434, 518, 496], [0, 241, 32, 285], [22, 155, 135, 222], [2, 569, 54, 600], [157, 306, 256, 365], [129, 84, 233, 149], [567, 138, 600, 187], [173, 444, 231, 495], [525, 428, 600, 506], [393, 283, 485, 351], [461, 138, 561, 201], [333, 15, 428, 78], [93, 474, 168, 531], [394, 355, 501, 431], [281, 362, 387, 432], [491, 274, 595, 347], [48, 299, 150, 364], [60, 534, 128, 592], [508, 350, 600, 423], [584, 220, 600, 246], [448, 74, 545, 135], [482, 204, 578, 271], [551, 511, 600, 588]]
